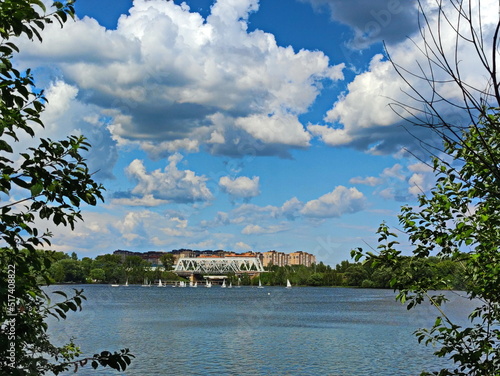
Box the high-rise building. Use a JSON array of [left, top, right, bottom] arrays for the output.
[[287, 251, 316, 267], [261, 250, 288, 267]]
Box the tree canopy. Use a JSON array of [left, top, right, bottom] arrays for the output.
[[353, 1, 500, 374], [0, 1, 133, 374]]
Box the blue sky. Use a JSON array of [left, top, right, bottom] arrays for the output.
[[13, 0, 494, 265]]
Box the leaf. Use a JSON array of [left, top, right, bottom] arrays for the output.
[[30, 182, 43, 197], [31, 0, 47, 12], [53, 291, 68, 298], [0, 139, 13, 153]]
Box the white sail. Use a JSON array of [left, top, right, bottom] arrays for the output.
[[158, 279, 163, 287], [258, 279, 264, 288], [286, 279, 292, 288], [221, 279, 227, 288]]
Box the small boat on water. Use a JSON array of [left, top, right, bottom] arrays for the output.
[[286, 279, 292, 288], [221, 279, 227, 288], [111, 283, 119, 287], [124, 279, 129, 287], [142, 278, 151, 287], [158, 279, 163, 287], [205, 280, 212, 288], [258, 279, 264, 288]]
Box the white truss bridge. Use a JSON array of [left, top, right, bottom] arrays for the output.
[[173, 257, 265, 276]]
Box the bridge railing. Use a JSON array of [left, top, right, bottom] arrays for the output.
[[173, 257, 265, 275]]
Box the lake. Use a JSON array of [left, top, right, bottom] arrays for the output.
[[45, 285, 475, 375]]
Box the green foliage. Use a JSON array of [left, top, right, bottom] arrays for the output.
[[92, 254, 125, 284], [89, 268, 105, 282], [45, 252, 186, 285], [353, 114, 500, 375], [0, 1, 133, 374], [159, 253, 175, 270]]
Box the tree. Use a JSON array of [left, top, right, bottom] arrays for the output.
[[344, 264, 369, 287], [93, 254, 125, 284], [80, 256, 93, 279], [53, 258, 85, 283], [123, 255, 146, 284], [89, 268, 106, 282], [306, 272, 324, 286], [159, 253, 175, 271], [353, 1, 500, 374], [0, 1, 133, 374]]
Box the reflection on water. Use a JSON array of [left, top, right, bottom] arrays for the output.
[[45, 286, 475, 376]]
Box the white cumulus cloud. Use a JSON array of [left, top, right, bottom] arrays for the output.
[[241, 224, 287, 235], [219, 175, 261, 198], [300, 186, 367, 218], [125, 153, 213, 204], [17, 0, 344, 159], [309, 0, 499, 156]]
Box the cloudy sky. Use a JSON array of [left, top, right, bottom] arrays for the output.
[[12, 0, 496, 265]]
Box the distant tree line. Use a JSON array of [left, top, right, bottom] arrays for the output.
[[258, 257, 465, 289], [43, 251, 466, 289], [45, 251, 178, 285]]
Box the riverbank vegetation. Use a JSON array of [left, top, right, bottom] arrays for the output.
[[44, 250, 467, 290]]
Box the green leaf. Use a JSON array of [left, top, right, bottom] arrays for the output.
[[30, 182, 43, 197]]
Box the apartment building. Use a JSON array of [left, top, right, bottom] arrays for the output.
[[260, 250, 288, 267], [259, 250, 316, 267], [287, 251, 316, 267]]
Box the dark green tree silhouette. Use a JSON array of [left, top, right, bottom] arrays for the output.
[[0, 1, 133, 374]]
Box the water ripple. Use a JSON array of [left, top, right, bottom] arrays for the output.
[[44, 286, 474, 376]]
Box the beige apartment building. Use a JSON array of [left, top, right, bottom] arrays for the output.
[[260, 250, 316, 267], [288, 251, 316, 267], [261, 250, 288, 267]]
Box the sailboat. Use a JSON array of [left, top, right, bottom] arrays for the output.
[[286, 279, 292, 288], [142, 278, 151, 287], [205, 280, 212, 288], [111, 283, 119, 287], [228, 282, 232, 288], [124, 278, 129, 287], [221, 279, 227, 288], [158, 279, 163, 287], [257, 279, 264, 288]]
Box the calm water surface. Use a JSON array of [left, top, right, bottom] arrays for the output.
[[45, 285, 474, 376]]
